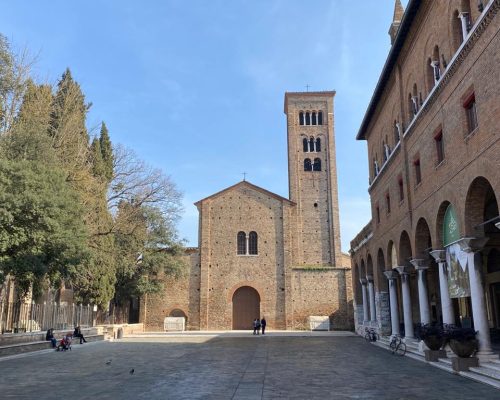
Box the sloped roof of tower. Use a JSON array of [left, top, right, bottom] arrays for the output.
[[284, 91, 336, 113], [393, 0, 404, 23], [356, 0, 421, 141], [194, 180, 296, 206]]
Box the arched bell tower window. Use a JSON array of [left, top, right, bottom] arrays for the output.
[[315, 137, 321, 152], [248, 231, 258, 255], [303, 138, 309, 152], [237, 232, 246, 255], [318, 111, 323, 125], [312, 112, 317, 125], [304, 158, 312, 171], [313, 158, 322, 171], [309, 137, 315, 152], [305, 112, 311, 125], [299, 112, 305, 126]]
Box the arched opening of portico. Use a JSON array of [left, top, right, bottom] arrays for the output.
[[464, 177, 500, 337], [415, 218, 441, 324]]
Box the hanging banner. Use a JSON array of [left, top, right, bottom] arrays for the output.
[[446, 243, 471, 298], [443, 205, 470, 298]]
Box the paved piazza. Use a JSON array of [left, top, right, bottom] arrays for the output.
[[1, 333, 499, 399]]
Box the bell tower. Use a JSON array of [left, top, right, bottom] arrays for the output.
[[284, 91, 342, 267]]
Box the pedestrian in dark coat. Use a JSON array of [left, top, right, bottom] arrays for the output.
[[73, 326, 87, 344], [260, 317, 267, 335]]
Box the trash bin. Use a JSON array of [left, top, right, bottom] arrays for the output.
[[117, 327, 123, 339]]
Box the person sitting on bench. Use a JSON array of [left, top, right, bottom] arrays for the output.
[[73, 326, 87, 344]]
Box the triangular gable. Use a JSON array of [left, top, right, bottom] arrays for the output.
[[194, 180, 295, 206]]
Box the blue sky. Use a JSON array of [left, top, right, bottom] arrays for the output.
[[0, 0, 407, 251]]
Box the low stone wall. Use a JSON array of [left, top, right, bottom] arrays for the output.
[[101, 323, 144, 338], [0, 327, 98, 346]]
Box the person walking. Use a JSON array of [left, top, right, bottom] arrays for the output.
[[256, 317, 261, 335], [252, 319, 258, 335], [260, 317, 267, 335]]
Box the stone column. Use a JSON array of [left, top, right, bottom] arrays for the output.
[[384, 270, 400, 336], [396, 266, 414, 339], [360, 278, 369, 324], [430, 249, 455, 325], [367, 275, 376, 322], [410, 259, 431, 325], [458, 237, 496, 359], [459, 12, 470, 41]]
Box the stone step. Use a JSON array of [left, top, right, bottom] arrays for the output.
[[459, 371, 500, 390], [0, 334, 104, 357], [429, 360, 454, 373], [469, 365, 500, 380], [438, 357, 452, 365], [480, 362, 500, 374]]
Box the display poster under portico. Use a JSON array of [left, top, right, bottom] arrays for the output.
[[443, 205, 471, 298]]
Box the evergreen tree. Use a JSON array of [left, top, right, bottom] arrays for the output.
[[90, 137, 106, 179], [0, 160, 89, 296], [99, 122, 113, 182]]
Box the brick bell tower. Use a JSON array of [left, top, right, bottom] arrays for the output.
[[284, 91, 342, 267]]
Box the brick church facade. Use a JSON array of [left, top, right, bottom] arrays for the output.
[[143, 92, 353, 331]]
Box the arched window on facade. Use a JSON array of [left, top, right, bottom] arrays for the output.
[[304, 158, 312, 171], [312, 112, 317, 125], [318, 111, 323, 125], [313, 158, 322, 171], [452, 10, 463, 52], [299, 112, 305, 126], [305, 112, 311, 125], [237, 231, 246, 255], [248, 231, 258, 255], [460, 0, 473, 37], [315, 137, 321, 152], [303, 138, 309, 152], [309, 137, 315, 152], [382, 140, 388, 162]]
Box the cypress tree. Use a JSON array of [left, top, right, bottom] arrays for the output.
[[99, 122, 114, 182]]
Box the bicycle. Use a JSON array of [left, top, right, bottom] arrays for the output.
[[364, 327, 379, 342], [389, 334, 406, 356]]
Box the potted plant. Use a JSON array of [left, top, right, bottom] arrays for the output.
[[416, 323, 445, 351], [416, 323, 446, 361], [443, 325, 479, 371], [444, 325, 478, 357]]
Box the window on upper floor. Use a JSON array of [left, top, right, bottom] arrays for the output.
[[414, 158, 422, 185], [315, 137, 321, 152], [313, 158, 322, 171], [248, 231, 258, 255], [398, 177, 404, 202], [304, 158, 312, 171], [376, 205, 380, 224], [312, 112, 317, 125], [237, 231, 246, 255], [386, 193, 391, 214], [303, 138, 309, 152], [299, 112, 305, 126], [318, 111, 323, 125], [464, 93, 478, 134], [305, 112, 311, 125], [435, 130, 445, 164], [309, 137, 315, 152]]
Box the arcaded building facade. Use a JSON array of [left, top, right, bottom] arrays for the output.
[[351, 0, 500, 362], [144, 92, 353, 331]]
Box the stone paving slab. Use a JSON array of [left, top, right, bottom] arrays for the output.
[[0, 336, 499, 399]]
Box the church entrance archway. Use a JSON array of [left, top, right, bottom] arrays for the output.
[[232, 286, 260, 330]]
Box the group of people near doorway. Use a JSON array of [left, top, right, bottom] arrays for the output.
[[45, 326, 87, 351], [252, 317, 266, 335]]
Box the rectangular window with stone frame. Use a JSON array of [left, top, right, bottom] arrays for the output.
[[464, 93, 478, 135]]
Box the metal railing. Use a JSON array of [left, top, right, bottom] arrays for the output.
[[0, 301, 95, 333]]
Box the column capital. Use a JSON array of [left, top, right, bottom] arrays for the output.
[[360, 278, 367, 285], [384, 270, 398, 280], [410, 258, 430, 270], [395, 265, 412, 275], [366, 274, 374, 282], [429, 249, 446, 263], [457, 237, 489, 253]]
